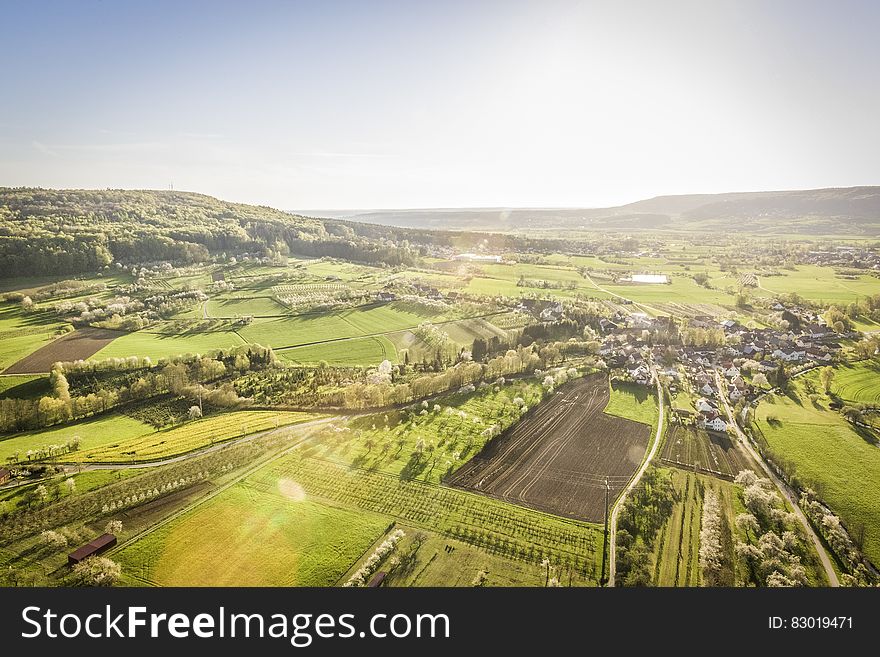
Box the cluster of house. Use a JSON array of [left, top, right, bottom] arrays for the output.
[[594, 304, 852, 434], [600, 341, 653, 385], [802, 245, 880, 270], [660, 356, 735, 432], [724, 319, 840, 367]]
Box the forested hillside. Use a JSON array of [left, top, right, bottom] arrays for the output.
[[0, 188, 424, 277]]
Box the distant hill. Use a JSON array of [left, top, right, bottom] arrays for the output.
[[314, 186, 880, 235]]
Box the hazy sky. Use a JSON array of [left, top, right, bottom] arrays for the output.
[[1, 0, 878, 209]]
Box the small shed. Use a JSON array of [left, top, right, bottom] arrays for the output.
[[68, 533, 117, 566], [367, 571, 387, 588], [0, 467, 10, 485]]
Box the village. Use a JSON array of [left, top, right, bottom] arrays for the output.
[[598, 302, 849, 436]]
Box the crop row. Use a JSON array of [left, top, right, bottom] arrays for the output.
[[247, 451, 601, 572]]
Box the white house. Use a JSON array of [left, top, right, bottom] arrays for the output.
[[706, 416, 727, 432], [772, 349, 804, 362], [698, 412, 727, 432]]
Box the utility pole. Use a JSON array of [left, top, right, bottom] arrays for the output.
[[600, 476, 610, 585]]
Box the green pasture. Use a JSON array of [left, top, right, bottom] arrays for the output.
[[0, 413, 152, 463], [95, 325, 246, 360], [205, 296, 290, 317], [829, 360, 880, 405], [116, 484, 390, 586], [0, 305, 67, 372], [605, 380, 659, 427], [278, 335, 397, 366], [754, 385, 880, 565], [756, 265, 879, 304]]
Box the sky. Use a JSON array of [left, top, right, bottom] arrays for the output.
[[1, 0, 878, 210]]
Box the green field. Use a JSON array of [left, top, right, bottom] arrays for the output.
[[754, 384, 880, 565], [116, 484, 390, 586], [830, 360, 880, 405], [0, 374, 47, 398], [442, 317, 509, 344], [605, 380, 659, 427], [755, 265, 879, 304], [65, 411, 322, 463], [95, 325, 246, 360], [600, 276, 735, 307], [0, 306, 67, 372], [0, 468, 137, 512], [206, 296, 290, 317], [279, 335, 397, 366], [238, 304, 440, 350], [0, 413, 152, 463]]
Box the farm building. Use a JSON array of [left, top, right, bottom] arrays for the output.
[[0, 467, 10, 485], [68, 533, 117, 566], [367, 571, 387, 587]]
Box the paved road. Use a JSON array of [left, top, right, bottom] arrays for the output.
[[713, 369, 840, 587], [607, 365, 664, 587]]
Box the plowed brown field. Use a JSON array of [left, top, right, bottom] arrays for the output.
[[4, 327, 123, 373], [448, 373, 651, 522]]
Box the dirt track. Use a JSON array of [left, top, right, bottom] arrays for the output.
[[448, 373, 650, 522]]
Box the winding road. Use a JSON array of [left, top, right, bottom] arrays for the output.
[[607, 364, 664, 586]]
